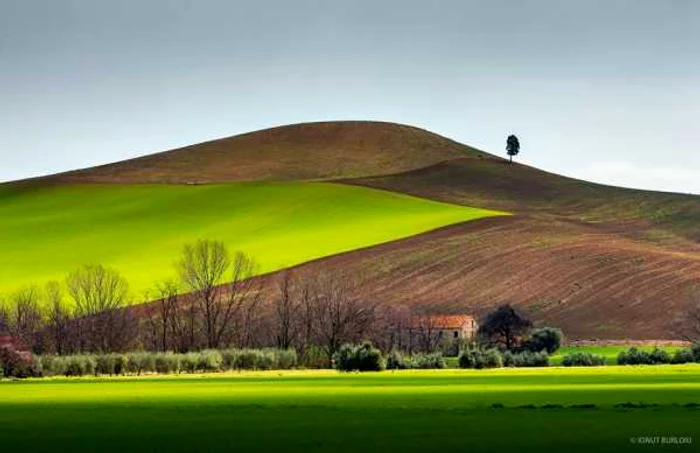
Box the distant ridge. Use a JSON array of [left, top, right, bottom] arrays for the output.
[[43, 121, 490, 184]]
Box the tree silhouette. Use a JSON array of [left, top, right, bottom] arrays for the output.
[[506, 134, 520, 163], [477, 304, 532, 350]]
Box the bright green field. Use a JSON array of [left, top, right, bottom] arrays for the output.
[[1, 367, 699, 452], [550, 345, 683, 366], [0, 182, 502, 298]]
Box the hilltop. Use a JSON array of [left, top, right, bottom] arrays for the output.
[[43, 121, 486, 184]]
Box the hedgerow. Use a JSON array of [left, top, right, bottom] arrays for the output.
[[8, 348, 300, 378], [385, 351, 446, 370], [561, 352, 606, 367], [459, 348, 503, 369]]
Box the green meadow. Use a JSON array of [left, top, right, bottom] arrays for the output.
[[0, 182, 502, 298], [1, 367, 699, 452], [550, 345, 683, 366]]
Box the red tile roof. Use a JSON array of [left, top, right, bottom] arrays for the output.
[[411, 315, 475, 329]]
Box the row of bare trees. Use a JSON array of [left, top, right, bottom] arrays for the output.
[[0, 239, 452, 360], [0, 265, 136, 354]]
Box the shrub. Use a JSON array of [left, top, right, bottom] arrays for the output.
[[95, 354, 116, 376], [691, 343, 700, 362], [503, 350, 549, 367], [334, 342, 385, 372], [275, 349, 298, 370], [113, 354, 128, 375], [64, 355, 95, 377], [617, 347, 671, 365], [561, 352, 606, 367], [219, 348, 298, 371], [154, 353, 180, 374], [258, 349, 276, 370], [459, 348, 503, 369], [522, 327, 563, 354], [197, 350, 223, 372], [412, 352, 447, 369], [386, 350, 411, 370], [618, 347, 643, 365], [648, 348, 671, 365], [140, 352, 157, 373], [672, 349, 695, 364], [298, 346, 328, 369], [40, 355, 66, 377], [235, 349, 264, 370], [181, 353, 199, 373], [385, 351, 447, 370], [221, 349, 238, 370], [126, 352, 156, 375]]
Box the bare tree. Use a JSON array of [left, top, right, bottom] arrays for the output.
[[6, 286, 45, 353], [372, 304, 411, 352], [166, 296, 201, 352], [143, 279, 180, 352], [66, 264, 132, 352], [273, 271, 299, 349], [178, 240, 260, 348], [0, 301, 9, 336], [309, 273, 376, 361], [45, 281, 73, 354], [410, 312, 443, 353]]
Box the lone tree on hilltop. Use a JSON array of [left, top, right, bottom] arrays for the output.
[[478, 304, 532, 350], [506, 134, 520, 163]]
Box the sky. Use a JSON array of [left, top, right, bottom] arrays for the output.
[[1, 0, 699, 193]]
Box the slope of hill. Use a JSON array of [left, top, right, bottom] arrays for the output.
[[44, 121, 486, 184], [326, 157, 700, 339], [0, 181, 500, 297], [347, 157, 700, 243], [264, 215, 700, 339], [4, 120, 700, 339]]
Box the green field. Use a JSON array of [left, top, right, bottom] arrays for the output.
[[0, 182, 502, 298], [1, 367, 699, 452], [550, 345, 683, 366]]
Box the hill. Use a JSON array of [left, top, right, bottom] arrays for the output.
[[43, 121, 485, 184], [331, 157, 700, 338], [4, 120, 700, 339], [0, 181, 499, 297]]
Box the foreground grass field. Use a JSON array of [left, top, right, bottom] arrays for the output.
[[1, 367, 699, 452], [0, 182, 501, 297]]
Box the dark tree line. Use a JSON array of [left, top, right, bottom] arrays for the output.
[[0, 240, 458, 362]]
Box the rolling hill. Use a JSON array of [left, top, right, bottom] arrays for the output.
[[4, 120, 700, 339], [42, 121, 484, 184], [0, 181, 500, 297]]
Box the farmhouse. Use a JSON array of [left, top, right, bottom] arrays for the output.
[[411, 314, 478, 340]]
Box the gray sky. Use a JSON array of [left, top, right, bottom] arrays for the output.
[[2, 0, 699, 193]]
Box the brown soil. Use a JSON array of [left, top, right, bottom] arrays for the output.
[[249, 215, 700, 340], [37, 121, 485, 184]]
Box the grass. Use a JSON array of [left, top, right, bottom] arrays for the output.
[[2, 367, 700, 452], [0, 182, 502, 298], [550, 345, 683, 366]]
